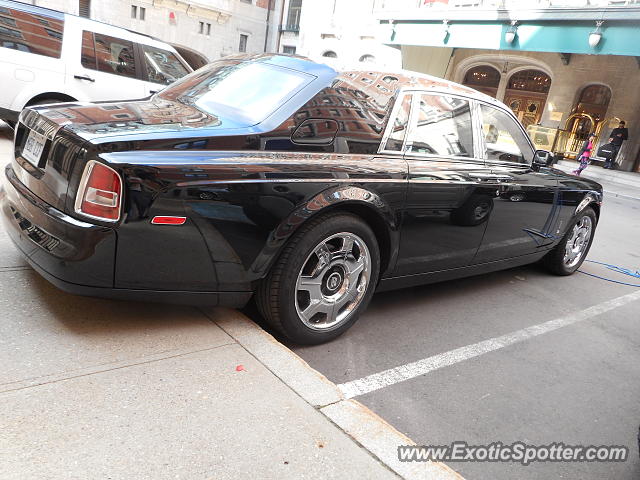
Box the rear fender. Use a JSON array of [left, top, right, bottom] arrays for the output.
[[248, 184, 399, 281]]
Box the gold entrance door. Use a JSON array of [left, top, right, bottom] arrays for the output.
[[504, 93, 545, 129]]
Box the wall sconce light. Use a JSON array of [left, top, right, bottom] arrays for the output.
[[505, 21, 518, 45], [589, 21, 604, 48], [442, 20, 450, 41]]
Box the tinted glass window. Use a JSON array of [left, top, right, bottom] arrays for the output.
[[407, 94, 474, 157], [159, 61, 313, 126], [141, 44, 189, 85], [81, 30, 96, 69], [87, 32, 137, 79], [0, 8, 63, 58], [480, 104, 532, 163], [384, 94, 411, 152]]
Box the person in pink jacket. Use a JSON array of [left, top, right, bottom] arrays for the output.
[[572, 133, 596, 176]]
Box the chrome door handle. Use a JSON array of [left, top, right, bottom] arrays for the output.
[[74, 74, 95, 82]]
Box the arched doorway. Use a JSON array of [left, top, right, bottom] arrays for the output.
[[504, 69, 551, 128], [564, 84, 611, 155], [462, 65, 500, 98]]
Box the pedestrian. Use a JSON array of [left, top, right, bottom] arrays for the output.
[[604, 120, 628, 169], [572, 133, 596, 176]]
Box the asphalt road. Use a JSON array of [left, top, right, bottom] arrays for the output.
[[290, 183, 640, 478], [2, 121, 639, 479]]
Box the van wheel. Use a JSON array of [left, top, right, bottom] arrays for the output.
[[543, 207, 597, 275], [256, 212, 380, 345]]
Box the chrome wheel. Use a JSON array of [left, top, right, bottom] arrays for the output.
[[563, 215, 593, 268], [295, 232, 371, 331]]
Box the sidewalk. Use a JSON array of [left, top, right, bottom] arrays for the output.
[[555, 159, 640, 201], [0, 269, 460, 480]]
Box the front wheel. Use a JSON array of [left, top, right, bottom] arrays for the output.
[[543, 207, 597, 275], [256, 212, 380, 345]]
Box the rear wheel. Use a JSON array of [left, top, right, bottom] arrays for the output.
[[256, 212, 380, 345], [543, 207, 597, 275]]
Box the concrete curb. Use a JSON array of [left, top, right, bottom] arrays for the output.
[[203, 307, 463, 480]]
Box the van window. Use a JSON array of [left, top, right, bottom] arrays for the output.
[[81, 31, 137, 79], [0, 7, 63, 58], [141, 44, 189, 85]]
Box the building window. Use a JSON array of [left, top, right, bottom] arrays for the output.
[[131, 5, 145, 20], [322, 50, 337, 58], [240, 0, 252, 3], [0, 16, 16, 27], [199, 21, 204, 34], [206, 23, 211, 35], [79, 0, 90, 18], [283, 45, 296, 55], [507, 69, 551, 94], [239, 34, 248, 52], [359, 54, 375, 63], [285, 0, 301, 30], [462, 65, 501, 98], [321, 33, 336, 39]]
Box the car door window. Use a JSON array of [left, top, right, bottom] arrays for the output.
[[141, 44, 189, 85], [479, 104, 532, 164], [82, 31, 137, 79], [382, 93, 412, 152], [406, 94, 474, 157]]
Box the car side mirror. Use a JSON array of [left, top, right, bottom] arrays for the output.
[[532, 149, 554, 169]]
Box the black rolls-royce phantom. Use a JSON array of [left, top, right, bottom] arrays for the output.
[[1, 54, 602, 344]]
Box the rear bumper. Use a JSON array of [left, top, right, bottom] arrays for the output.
[[1, 164, 252, 307]]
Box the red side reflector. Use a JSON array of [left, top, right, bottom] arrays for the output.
[[151, 216, 187, 225]]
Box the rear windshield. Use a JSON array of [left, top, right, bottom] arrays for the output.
[[0, 6, 63, 58], [158, 60, 314, 126]]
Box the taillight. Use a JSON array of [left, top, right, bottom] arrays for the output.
[[74, 160, 122, 222]]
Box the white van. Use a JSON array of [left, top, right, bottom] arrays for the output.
[[0, 0, 192, 123]]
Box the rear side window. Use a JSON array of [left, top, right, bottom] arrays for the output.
[[141, 44, 189, 85], [0, 7, 63, 58], [159, 61, 313, 127], [406, 94, 474, 158], [81, 31, 137, 79]]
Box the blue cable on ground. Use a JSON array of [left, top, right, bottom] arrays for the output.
[[578, 260, 640, 287]]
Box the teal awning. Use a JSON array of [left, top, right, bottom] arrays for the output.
[[381, 20, 640, 56]]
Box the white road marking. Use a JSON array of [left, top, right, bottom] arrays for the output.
[[338, 289, 640, 399]]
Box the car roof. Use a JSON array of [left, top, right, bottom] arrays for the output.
[[225, 54, 496, 103]]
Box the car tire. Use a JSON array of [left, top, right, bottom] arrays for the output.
[[256, 212, 380, 345], [543, 207, 597, 276]]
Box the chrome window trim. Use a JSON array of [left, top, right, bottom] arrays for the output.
[[378, 89, 414, 155], [173, 177, 482, 188]]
